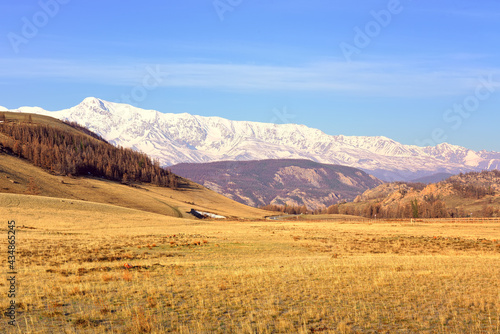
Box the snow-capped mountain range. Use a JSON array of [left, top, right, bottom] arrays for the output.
[[4, 97, 500, 181]]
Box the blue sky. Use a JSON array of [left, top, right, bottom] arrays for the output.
[[1, 0, 500, 151]]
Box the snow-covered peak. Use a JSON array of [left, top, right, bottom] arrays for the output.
[[81, 97, 113, 112], [16, 106, 51, 114], [81, 96, 105, 105], [5, 97, 500, 181]]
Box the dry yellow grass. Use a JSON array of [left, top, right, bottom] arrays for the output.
[[1, 194, 500, 333]]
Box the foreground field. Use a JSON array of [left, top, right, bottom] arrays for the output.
[[1, 196, 500, 333]]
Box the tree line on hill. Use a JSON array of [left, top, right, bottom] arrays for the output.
[[449, 179, 497, 198], [0, 117, 179, 188], [322, 195, 499, 219], [260, 204, 309, 215], [322, 199, 449, 218], [259, 170, 500, 218], [262, 198, 499, 218], [261, 170, 500, 218], [319, 171, 500, 218]]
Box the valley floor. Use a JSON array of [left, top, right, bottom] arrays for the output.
[[1, 194, 500, 333]]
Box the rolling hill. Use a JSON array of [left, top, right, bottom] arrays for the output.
[[334, 171, 500, 218], [0, 112, 270, 220], [170, 159, 382, 210]]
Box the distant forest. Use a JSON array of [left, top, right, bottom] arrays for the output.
[[260, 204, 309, 215], [262, 170, 500, 218], [323, 198, 499, 219], [323, 171, 500, 219], [0, 116, 179, 188]]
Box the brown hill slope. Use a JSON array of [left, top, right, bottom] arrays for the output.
[[170, 159, 382, 211], [0, 111, 178, 187], [0, 112, 270, 219], [333, 171, 500, 218]]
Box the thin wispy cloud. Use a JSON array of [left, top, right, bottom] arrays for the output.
[[1, 58, 498, 98]]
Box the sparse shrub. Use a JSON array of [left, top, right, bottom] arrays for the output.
[[69, 287, 83, 296], [147, 296, 157, 308], [123, 271, 133, 281], [132, 309, 153, 333], [25, 177, 40, 195], [102, 273, 115, 282]]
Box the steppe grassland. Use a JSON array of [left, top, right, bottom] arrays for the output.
[[1, 195, 500, 333]]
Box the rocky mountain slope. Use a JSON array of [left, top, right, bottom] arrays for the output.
[[341, 170, 500, 218], [170, 159, 382, 210], [5, 97, 500, 181]]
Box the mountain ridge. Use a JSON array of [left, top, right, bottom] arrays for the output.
[[170, 158, 383, 210], [5, 97, 500, 181]]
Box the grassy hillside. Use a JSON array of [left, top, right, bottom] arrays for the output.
[[0, 112, 270, 220], [0, 111, 179, 187], [0, 151, 269, 220]]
